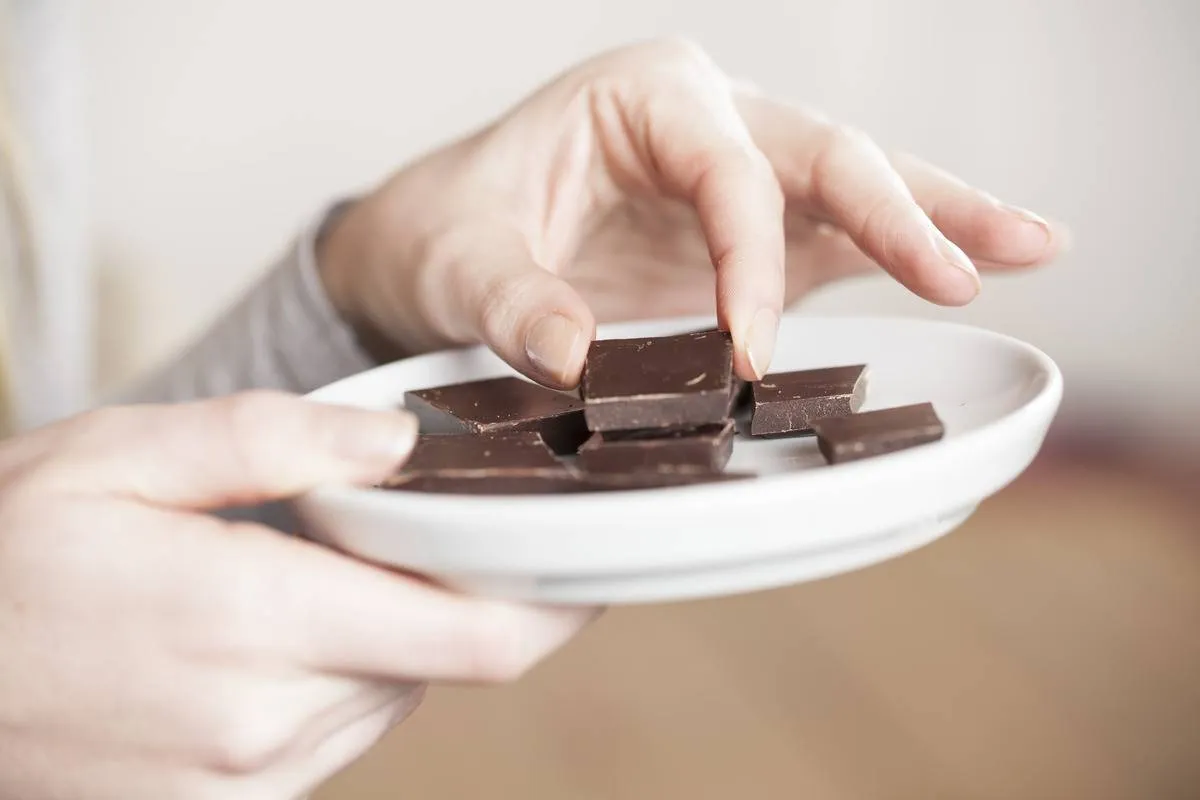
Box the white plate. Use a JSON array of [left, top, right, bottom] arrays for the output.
[[292, 315, 1062, 605]]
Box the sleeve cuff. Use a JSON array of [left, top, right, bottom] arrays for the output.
[[282, 198, 379, 388], [111, 200, 384, 404]]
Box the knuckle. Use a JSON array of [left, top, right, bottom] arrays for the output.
[[812, 123, 876, 180], [219, 391, 294, 439], [475, 272, 541, 342], [200, 695, 292, 776], [797, 103, 833, 127], [831, 122, 875, 149], [213, 391, 295, 477], [687, 141, 781, 204], [747, 147, 786, 205], [810, 123, 900, 228], [642, 36, 712, 71], [858, 194, 910, 253]]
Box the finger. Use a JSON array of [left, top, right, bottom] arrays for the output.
[[277, 691, 425, 797], [739, 94, 981, 306], [48, 391, 416, 508], [427, 221, 596, 389], [623, 47, 785, 379], [285, 680, 411, 758], [275, 681, 421, 780], [890, 151, 1065, 267], [226, 523, 600, 685]]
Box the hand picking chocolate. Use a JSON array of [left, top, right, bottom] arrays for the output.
[[386, 330, 945, 495]]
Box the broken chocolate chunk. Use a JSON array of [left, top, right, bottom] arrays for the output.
[[810, 402, 944, 464], [576, 420, 735, 474], [397, 431, 568, 477], [750, 364, 867, 436], [581, 330, 734, 432], [403, 376, 589, 454]]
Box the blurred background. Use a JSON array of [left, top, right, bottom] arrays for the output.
[[3, 0, 1199, 797]]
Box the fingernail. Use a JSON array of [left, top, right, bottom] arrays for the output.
[[934, 233, 981, 294], [744, 308, 779, 380], [999, 203, 1053, 247], [525, 314, 585, 385], [347, 410, 418, 467]]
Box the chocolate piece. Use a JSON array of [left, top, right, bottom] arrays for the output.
[[383, 469, 752, 495], [683, 326, 747, 414], [581, 330, 734, 431], [811, 402, 944, 464], [581, 470, 754, 491], [384, 473, 587, 495], [396, 431, 568, 477], [404, 376, 589, 454], [750, 364, 867, 436], [576, 420, 735, 474]]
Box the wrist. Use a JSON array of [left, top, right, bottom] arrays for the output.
[[314, 198, 412, 365]]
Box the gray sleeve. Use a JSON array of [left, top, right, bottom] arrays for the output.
[[114, 204, 379, 405], [112, 205, 390, 532]]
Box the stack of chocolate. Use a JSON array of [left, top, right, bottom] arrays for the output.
[[382, 329, 944, 495]]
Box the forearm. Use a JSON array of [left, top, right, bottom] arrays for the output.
[[114, 205, 380, 405]]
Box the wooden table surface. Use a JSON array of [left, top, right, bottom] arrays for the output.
[[315, 459, 1200, 799]]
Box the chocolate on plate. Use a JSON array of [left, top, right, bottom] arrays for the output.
[[685, 326, 749, 416], [576, 420, 735, 474], [810, 402, 944, 464], [384, 473, 587, 495], [404, 376, 589, 454], [581, 330, 735, 432], [392, 431, 569, 478], [384, 469, 753, 495], [386, 331, 947, 495], [750, 364, 867, 436]]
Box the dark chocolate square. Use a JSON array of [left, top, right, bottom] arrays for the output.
[[750, 364, 867, 436], [580, 330, 734, 432], [404, 376, 589, 454], [398, 431, 568, 477], [576, 421, 735, 474], [811, 402, 944, 464]]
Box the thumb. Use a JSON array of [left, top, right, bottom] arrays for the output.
[[434, 223, 596, 389], [54, 391, 416, 509]]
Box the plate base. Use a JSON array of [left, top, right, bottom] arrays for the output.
[[435, 506, 977, 605]]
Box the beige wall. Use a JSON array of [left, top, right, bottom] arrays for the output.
[[85, 0, 1199, 441]]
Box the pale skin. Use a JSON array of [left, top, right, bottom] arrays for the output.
[[0, 39, 1064, 799], [319, 39, 1063, 387]]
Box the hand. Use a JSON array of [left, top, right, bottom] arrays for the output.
[[0, 393, 595, 800], [319, 38, 1064, 387]]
